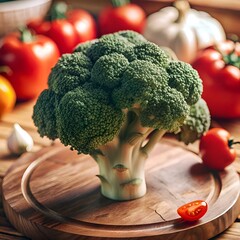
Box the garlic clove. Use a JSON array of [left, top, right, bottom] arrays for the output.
[[7, 123, 34, 155]]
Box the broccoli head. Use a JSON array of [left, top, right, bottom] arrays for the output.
[[32, 30, 210, 200]]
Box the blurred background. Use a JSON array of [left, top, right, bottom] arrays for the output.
[[64, 0, 240, 37], [0, 0, 239, 38]]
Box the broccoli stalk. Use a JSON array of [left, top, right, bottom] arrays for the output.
[[33, 31, 210, 200], [91, 108, 166, 200]]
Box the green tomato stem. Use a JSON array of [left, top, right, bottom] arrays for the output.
[[222, 51, 240, 68], [215, 40, 240, 68], [111, 0, 130, 7], [50, 1, 67, 21], [19, 27, 34, 43], [228, 139, 240, 148]]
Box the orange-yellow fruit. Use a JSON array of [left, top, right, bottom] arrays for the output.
[[0, 75, 16, 119]]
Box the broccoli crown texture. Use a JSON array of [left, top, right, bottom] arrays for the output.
[[56, 87, 124, 154], [32, 89, 58, 140], [177, 98, 211, 145], [33, 30, 205, 154]]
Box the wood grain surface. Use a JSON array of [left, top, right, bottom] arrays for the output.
[[0, 100, 240, 239], [2, 137, 240, 239]]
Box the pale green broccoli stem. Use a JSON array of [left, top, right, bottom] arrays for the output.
[[90, 109, 166, 200]]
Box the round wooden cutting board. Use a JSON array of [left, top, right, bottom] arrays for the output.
[[2, 140, 240, 240]]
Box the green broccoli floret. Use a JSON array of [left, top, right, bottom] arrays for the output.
[[132, 42, 169, 68], [140, 87, 189, 132], [112, 60, 169, 109], [91, 53, 129, 88], [32, 30, 210, 201], [117, 30, 147, 44], [177, 98, 211, 145], [32, 89, 58, 140], [74, 39, 98, 55], [56, 87, 124, 154], [167, 61, 203, 105], [87, 33, 135, 63], [48, 52, 92, 96]]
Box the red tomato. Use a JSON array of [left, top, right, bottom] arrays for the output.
[[219, 65, 240, 89], [177, 200, 208, 222], [67, 9, 97, 43], [199, 128, 237, 170], [98, 1, 146, 36], [28, 3, 97, 54], [29, 19, 78, 55], [0, 28, 60, 101], [192, 40, 240, 119]]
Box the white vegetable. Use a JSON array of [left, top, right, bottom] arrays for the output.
[[7, 123, 34, 155], [143, 0, 226, 63]]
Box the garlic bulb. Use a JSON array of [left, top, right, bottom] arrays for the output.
[[143, 0, 226, 63], [7, 123, 34, 155]]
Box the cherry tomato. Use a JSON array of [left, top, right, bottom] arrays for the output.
[[0, 28, 60, 101], [192, 40, 240, 119], [177, 200, 208, 222], [199, 128, 237, 170], [98, 0, 146, 36]]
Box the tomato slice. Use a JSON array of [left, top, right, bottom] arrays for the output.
[[177, 200, 208, 221]]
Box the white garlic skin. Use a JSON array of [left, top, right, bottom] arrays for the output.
[[7, 123, 34, 155]]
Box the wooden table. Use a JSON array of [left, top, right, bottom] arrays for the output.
[[0, 100, 240, 239]]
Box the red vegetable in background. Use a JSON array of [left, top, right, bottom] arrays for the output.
[[199, 128, 239, 170], [98, 0, 146, 36], [66, 9, 97, 43], [177, 200, 208, 221], [28, 2, 97, 54], [192, 40, 240, 119], [0, 27, 60, 101]]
